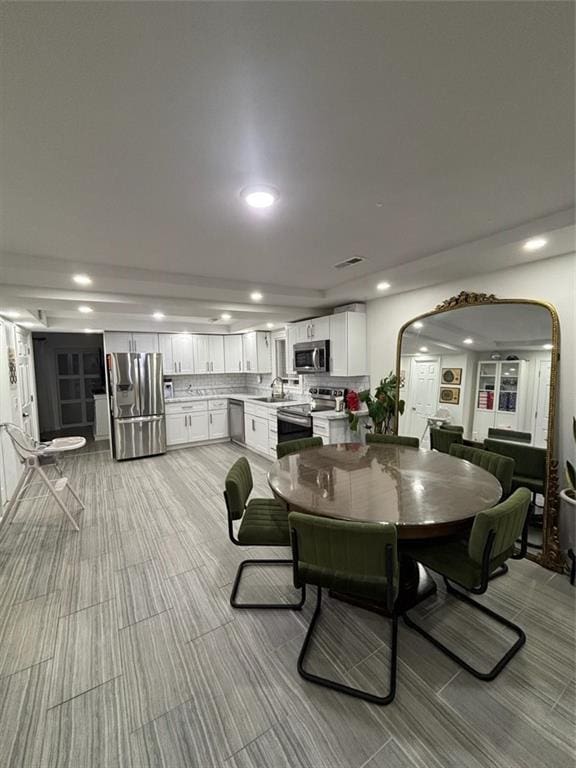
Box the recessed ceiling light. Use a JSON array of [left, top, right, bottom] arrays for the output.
[[1, 310, 21, 318], [73, 274, 92, 286], [462, 338, 474, 345], [78, 305, 93, 314], [221, 313, 232, 321], [542, 343, 554, 350], [266, 322, 274, 328], [376, 281, 391, 291], [20, 321, 39, 328], [413, 321, 424, 329], [250, 291, 263, 302], [152, 311, 165, 320], [523, 237, 547, 252], [241, 185, 279, 209], [419, 346, 428, 353]]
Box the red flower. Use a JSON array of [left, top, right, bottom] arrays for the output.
[[346, 390, 360, 412]]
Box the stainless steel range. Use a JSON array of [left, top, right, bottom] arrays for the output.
[[277, 387, 346, 443]]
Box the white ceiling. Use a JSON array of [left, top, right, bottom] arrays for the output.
[[0, 2, 574, 332]]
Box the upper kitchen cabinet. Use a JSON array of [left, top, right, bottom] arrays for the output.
[[224, 335, 244, 373], [158, 334, 175, 373], [171, 333, 195, 374], [104, 332, 158, 354], [242, 331, 272, 373], [193, 335, 225, 374], [329, 312, 367, 377], [306, 316, 330, 341]]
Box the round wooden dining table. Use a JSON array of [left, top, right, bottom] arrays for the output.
[[267, 442, 502, 612]]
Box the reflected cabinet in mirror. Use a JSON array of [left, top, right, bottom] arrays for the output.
[[395, 292, 562, 571]]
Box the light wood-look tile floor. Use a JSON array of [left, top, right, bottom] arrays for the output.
[[0, 442, 574, 768]]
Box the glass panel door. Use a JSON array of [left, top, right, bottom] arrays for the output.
[[498, 362, 519, 413], [56, 349, 103, 428], [477, 362, 497, 411]]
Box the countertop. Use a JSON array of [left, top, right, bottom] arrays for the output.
[[165, 393, 309, 409]]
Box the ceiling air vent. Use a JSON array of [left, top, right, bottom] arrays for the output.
[[333, 256, 366, 270]]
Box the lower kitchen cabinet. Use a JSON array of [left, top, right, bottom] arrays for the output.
[[165, 404, 210, 446], [245, 414, 269, 453], [208, 409, 229, 439]]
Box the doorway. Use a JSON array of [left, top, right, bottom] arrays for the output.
[[32, 332, 105, 443], [405, 357, 440, 444]]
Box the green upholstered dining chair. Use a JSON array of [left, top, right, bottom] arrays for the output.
[[366, 433, 420, 448], [403, 488, 531, 681], [289, 511, 399, 705], [449, 444, 515, 500], [488, 427, 532, 444], [483, 439, 546, 502], [440, 424, 464, 434], [223, 457, 305, 610], [430, 427, 462, 454], [276, 436, 323, 460]]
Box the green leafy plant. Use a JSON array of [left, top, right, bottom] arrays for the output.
[[566, 416, 576, 499], [347, 372, 405, 434]]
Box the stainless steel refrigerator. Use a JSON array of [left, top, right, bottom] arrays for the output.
[[109, 353, 166, 460]]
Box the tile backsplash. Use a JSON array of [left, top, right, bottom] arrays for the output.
[[167, 371, 370, 399]]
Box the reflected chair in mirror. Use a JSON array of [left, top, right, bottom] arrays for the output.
[[483, 439, 546, 504], [289, 511, 399, 704], [449, 444, 514, 500], [366, 434, 420, 448], [276, 436, 323, 460], [430, 427, 462, 454], [488, 427, 532, 444], [440, 424, 464, 434], [223, 457, 305, 610], [403, 488, 531, 680]]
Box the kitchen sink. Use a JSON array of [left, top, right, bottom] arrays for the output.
[[253, 396, 289, 403]]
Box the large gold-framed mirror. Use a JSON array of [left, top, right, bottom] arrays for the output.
[[395, 292, 562, 571]]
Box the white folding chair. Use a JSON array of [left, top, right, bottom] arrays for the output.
[[0, 423, 86, 531]]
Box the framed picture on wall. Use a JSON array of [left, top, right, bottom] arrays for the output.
[[441, 367, 462, 385], [439, 387, 460, 405]]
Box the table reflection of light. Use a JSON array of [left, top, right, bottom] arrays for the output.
[[412, 481, 425, 494]]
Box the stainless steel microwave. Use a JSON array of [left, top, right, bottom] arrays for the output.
[[293, 340, 330, 374]]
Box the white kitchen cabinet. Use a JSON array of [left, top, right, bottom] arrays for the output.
[[105, 332, 159, 354], [104, 332, 134, 353], [193, 335, 225, 374], [171, 334, 195, 374], [165, 412, 190, 445], [224, 335, 244, 373], [158, 335, 175, 374], [131, 333, 158, 353], [329, 312, 367, 377], [306, 316, 330, 341], [188, 411, 210, 442], [209, 409, 229, 439], [245, 413, 269, 452], [285, 324, 298, 376], [243, 332, 272, 373], [209, 336, 225, 373]]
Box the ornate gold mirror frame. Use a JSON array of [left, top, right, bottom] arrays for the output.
[[394, 291, 562, 571]]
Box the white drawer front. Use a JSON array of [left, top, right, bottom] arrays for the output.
[[209, 399, 228, 411], [312, 420, 329, 437], [166, 400, 208, 413]]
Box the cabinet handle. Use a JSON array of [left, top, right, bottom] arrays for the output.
[[133, 339, 137, 352], [179, 362, 181, 372], [238, 361, 241, 371], [252, 419, 255, 431], [174, 362, 177, 373], [211, 361, 213, 372], [210, 414, 212, 424]]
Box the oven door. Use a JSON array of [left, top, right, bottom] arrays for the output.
[[277, 412, 313, 443]]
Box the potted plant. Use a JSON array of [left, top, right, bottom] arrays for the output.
[[346, 372, 405, 435], [559, 417, 576, 585]]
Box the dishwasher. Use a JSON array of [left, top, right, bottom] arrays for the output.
[[229, 399, 245, 444]]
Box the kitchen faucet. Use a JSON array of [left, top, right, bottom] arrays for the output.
[[270, 377, 285, 399]]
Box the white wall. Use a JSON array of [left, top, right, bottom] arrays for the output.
[[367, 252, 576, 469]]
